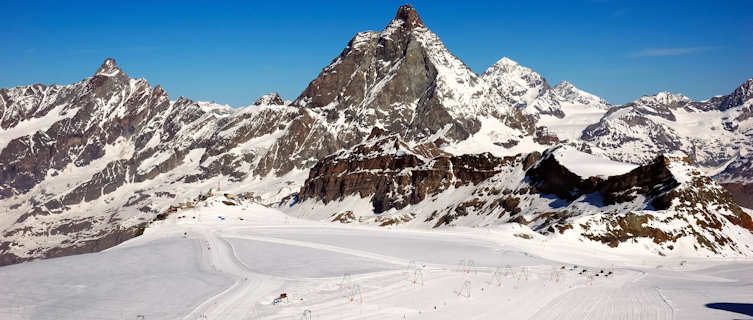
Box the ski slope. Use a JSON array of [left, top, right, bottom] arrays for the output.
[[0, 199, 751, 319]]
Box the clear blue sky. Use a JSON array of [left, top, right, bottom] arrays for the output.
[[2, 0, 752, 106]]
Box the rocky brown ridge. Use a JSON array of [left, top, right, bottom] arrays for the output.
[[721, 183, 753, 209], [525, 148, 681, 206], [298, 128, 509, 213], [292, 135, 753, 255]]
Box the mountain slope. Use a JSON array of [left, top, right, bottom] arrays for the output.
[[481, 57, 563, 117], [0, 5, 539, 265]]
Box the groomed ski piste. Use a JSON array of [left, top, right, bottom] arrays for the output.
[[1, 197, 752, 320]]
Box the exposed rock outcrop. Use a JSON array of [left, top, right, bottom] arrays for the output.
[[721, 183, 753, 209], [298, 128, 507, 213]]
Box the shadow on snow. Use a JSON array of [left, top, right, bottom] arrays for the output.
[[705, 303, 753, 318]]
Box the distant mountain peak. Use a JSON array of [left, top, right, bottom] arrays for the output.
[[253, 92, 285, 106], [485, 57, 530, 75], [494, 57, 520, 66], [94, 58, 124, 77], [710, 78, 753, 111], [554, 81, 574, 90], [638, 91, 692, 105], [481, 56, 552, 110]]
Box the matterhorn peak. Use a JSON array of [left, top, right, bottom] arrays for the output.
[[94, 58, 125, 77], [392, 4, 424, 29]]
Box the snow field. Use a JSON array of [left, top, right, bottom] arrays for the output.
[[0, 201, 751, 319], [0, 237, 233, 320], [552, 146, 638, 178]]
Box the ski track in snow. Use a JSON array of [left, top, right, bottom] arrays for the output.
[[182, 229, 675, 320], [161, 219, 753, 320], [182, 227, 283, 320], [529, 271, 673, 320]]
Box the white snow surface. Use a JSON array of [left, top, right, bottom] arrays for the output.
[[1, 199, 751, 320], [552, 146, 639, 178]]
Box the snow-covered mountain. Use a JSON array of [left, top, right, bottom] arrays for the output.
[[582, 79, 753, 181], [480, 57, 609, 120], [481, 57, 561, 116], [478, 58, 611, 145], [1, 4, 752, 265], [293, 6, 532, 140], [581, 80, 753, 209], [583, 84, 753, 168], [0, 59, 301, 265]]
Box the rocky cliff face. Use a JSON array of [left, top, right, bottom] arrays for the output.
[[293, 5, 531, 140], [297, 128, 509, 214], [715, 154, 753, 209], [703, 79, 753, 112]]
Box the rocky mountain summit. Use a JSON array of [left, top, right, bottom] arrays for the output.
[[474, 58, 612, 147], [1, 4, 752, 265]]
